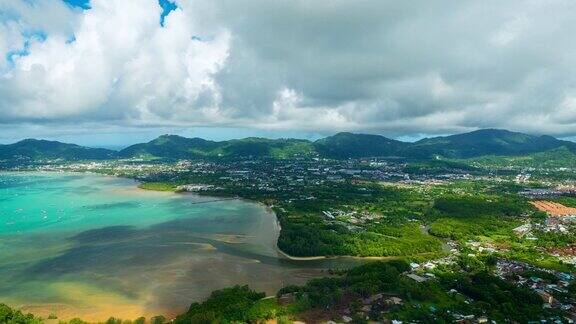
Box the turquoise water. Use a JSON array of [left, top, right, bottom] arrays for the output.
[[0, 172, 261, 235], [0, 172, 343, 321]]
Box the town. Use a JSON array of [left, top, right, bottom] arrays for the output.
[[4, 154, 576, 322]]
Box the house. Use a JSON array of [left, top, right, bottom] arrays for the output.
[[364, 293, 384, 304], [536, 290, 554, 305], [278, 292, 297, 305], [513, 223, 532, 237], [385, 297, 403, 305], [406, 273, 428, 283], [423, 262, 436, 269]]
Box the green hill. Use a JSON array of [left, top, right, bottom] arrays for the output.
[[402, 129, 576, 159], [463, 146, 576, 169], [220, 138, 315, 158], [0, 139, 117, 161], [119, 132, 403, 160], [117, 135, 220, 159], [3, 129, 576, 161], [313, 132, 406, 158], [118, 135, 315, 159]]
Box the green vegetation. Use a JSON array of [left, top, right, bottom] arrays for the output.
[[137, 182, 177, 192], [465, 146, 576, 169], [273, 182, 538, 257], [279, 218, 441, 257], [428, 195, 527, 240], [4, 129, 576, 163], [273, 183, 443, 257], [436, 271, 548, 322], [313, 132, 405, 158], [119, 129, 576, 160], [269, 140, 316, 159], [403, 129, 575, 159], [0, 304, 41, 324], [535, 231, 576, 249], [135, 169, 556, 267], [0, 139, 116, 161], [117, 160, 576, 274], [273, 260, 556, 323], [429, 217, 516, 240], [173, 285, 271, 323], [0, 305, 169, 324], [403, 159, 478, 175], [118, 135, 316, 159], [552, 196, 576, 207], [0, 259, 566, 323]]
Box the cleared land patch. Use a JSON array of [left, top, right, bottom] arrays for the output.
[[530, 200, 576, 216]]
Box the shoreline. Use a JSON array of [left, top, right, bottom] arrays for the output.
[[0, 170, 323, 321], [0, 170, 410, 262], [1, 170, 427, 263], [276, 245, 327, 261], [0, 169, 428, 323]]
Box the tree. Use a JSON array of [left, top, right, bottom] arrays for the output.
[[151, 315, 166, 324]]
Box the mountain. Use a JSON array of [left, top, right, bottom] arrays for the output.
[[313, 132, 406, 158], [118, 135, 315, 159], [0, 139, 117, 161], [311, 129, 576, 159], [217, 138, 315, 158], [119, 133, 406, 160], [3, 129, 576, 162], [118, 135, 220, 159], [403, 129, 576, 159]]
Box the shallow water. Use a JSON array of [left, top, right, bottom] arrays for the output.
[[0, 172, 357, 321]]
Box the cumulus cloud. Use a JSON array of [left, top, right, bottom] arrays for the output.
[[1, 0, 576, 138], [0, 0, 230, 124]]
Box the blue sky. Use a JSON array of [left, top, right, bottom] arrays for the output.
[[63, 0, 90, 9], [63, 0, 177, 24]]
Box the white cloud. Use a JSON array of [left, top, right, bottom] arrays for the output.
[[2, 0, 576, 138], [0, 0, 79, 35], [0, 0, 230, 124]]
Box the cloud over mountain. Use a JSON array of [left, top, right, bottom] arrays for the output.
[[2, 0, 576, 138]]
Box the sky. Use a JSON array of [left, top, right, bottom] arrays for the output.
[[2, 0, 576, 146]]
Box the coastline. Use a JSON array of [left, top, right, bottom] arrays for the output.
[[275, 245, 327, 261], [0, 170, 425, 323], [0, 170, 332, 321], [0, 170, 410, 262]]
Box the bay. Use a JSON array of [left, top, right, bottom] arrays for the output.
[[0, 172, 353, 321]]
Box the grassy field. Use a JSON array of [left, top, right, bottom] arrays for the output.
[[137, 182, 177, 192]]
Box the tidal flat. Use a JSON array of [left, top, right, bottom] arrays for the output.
[[0, 172, 355, 321]]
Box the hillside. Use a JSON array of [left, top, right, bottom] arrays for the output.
[[463, 146, 576, 169], [118, 132, 403, 160], [312, 129, 576, 159], [402, 129, 576, 159], [2, 129, 576, 161], [118, 135, 315, 159], [313, 132, 406, 158], [117, 135, 220, 159], [219, 138, 315, 158], [0, 139, 117, 161]]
